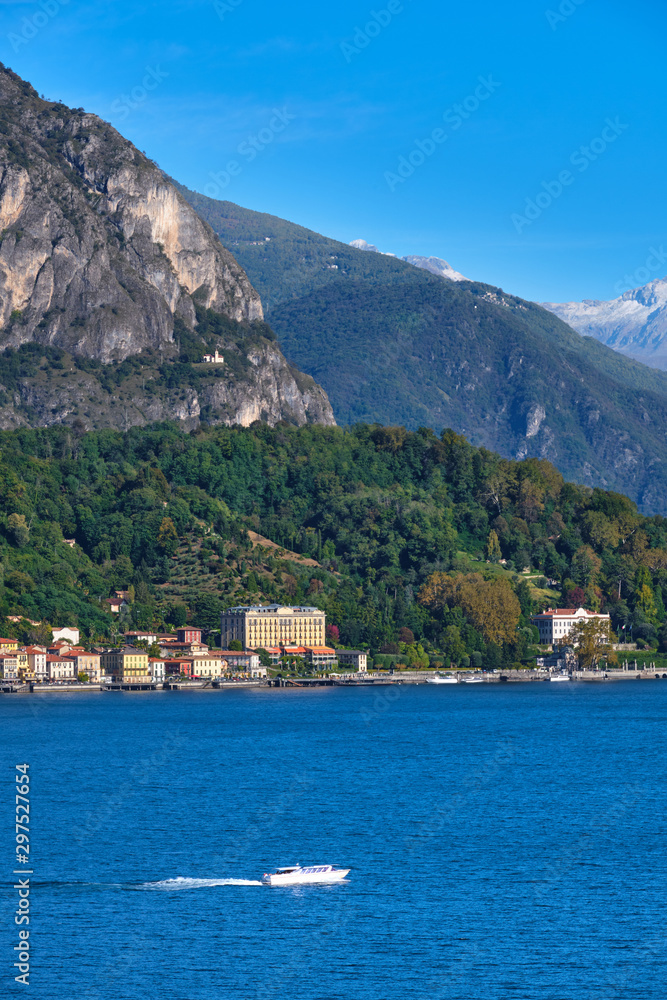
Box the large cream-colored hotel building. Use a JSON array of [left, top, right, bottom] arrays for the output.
[[221, 604, 326, 649]]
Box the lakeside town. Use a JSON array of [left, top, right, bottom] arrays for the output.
[[0, 601, 663, 693]]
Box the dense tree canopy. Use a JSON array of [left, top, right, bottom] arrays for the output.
[[0, 421, 665, 664]]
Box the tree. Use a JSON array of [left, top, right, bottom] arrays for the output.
[[194, 593, 222, 628], [420, 572, 520, 647], [167, 603, 188, 628], [566, 586, 586, 608], [569, 618, 616, 670], [7, 513, 29, 547], [440, 625, 466, 665], [398, 627, 415, 645], [486, 530, 502, 563], [229, 639, 243, 651], [255, 648, 272, 667], [157, 517, 179, 556], [326, 624, 340, 645]]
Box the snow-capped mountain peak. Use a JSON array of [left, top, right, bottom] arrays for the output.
[[543, 276, 667, 371], [349, 240, 470, 282]]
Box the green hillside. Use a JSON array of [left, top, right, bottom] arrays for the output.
[[176, 185, 667, 515], [0, 422, 666, 669]]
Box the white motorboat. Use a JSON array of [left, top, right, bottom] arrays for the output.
[[262, 865, 350, 886], [461, 675, 484, 684], [427, 675, 459, 685], [550, 674, 571, 682]]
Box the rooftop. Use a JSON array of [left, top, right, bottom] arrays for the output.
[[223, 604, 323, 614]]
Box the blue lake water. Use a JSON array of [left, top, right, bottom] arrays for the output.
[[2, 682, 667, 999]]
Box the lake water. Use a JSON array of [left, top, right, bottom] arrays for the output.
[[2, 682, 667, 999]]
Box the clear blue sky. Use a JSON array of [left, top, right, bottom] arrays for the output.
[[2, 0, 666, 302]]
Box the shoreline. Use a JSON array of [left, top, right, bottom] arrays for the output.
[[3, 667, 667, 695]]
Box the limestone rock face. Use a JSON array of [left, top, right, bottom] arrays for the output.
[[0, 66, 335, 430], [0, 67, 262, 363]]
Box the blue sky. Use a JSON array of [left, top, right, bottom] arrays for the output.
[[1, 0, 666, 302]]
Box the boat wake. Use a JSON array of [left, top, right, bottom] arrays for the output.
[[140, 877, 263, 891]]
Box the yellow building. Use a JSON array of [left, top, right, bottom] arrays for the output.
[[190, 655, 224, 679], [16, 650, 35, 683], [0, 637, 19, 652], [72, 652, 102, 682], [101, 647, 150, 683], [221, 605, 325, 650]]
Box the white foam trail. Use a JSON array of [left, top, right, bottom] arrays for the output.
[[141, 877, 263, 891]]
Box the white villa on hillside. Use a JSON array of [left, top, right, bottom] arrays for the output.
[[203, 349, 224, 364], [530, 607, 610, 646]]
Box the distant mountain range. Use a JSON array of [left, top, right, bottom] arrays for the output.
[[544, 277, 667, 371], [177, 185, 667, 514], [349, 239, 470, 282]]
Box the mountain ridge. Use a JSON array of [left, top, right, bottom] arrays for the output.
[[175, 184, 667, 515], [0, 65, 334, 431], [350, 238, 470, 282]]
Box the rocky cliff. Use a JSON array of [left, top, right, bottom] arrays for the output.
[[0, 65, 334, 429]]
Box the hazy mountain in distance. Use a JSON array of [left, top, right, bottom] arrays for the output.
[[350, 239, 470, 281], [544, 277, 667, 371]]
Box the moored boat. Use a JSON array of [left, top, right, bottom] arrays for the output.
[[262, 864, 350, 886], [550, 674, 571, 682], [427, 675, 459, 685]]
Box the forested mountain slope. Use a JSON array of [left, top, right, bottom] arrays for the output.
[[177, 186, 667, 515], [0, 422, 666, 666]]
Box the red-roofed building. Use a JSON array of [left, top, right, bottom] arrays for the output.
[[25, 646, 47, 682], [530, 607, 610, 646], [45, 655, 77, 683]]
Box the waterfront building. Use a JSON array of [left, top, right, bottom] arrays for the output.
[[221, 605, 325, 649], [189, 654, 224, 679], [149, 658, 166, 684], [0, 653, 19, 681], [15, 650, 34, 683], [336, 650, 368, 672], [220, 651, 264, 677], [530, 607, 611, 646], [100, 647, 150, 683], [165, 658, 193, 678], [25, 646, 47, 682], [45, 655, 77, 682], [71, 652, 102, 682]]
